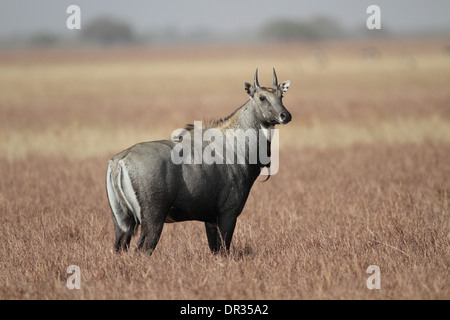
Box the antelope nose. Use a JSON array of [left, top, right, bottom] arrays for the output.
[[280, 111, 292, 124]]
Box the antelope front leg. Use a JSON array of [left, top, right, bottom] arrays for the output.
[[217, 215, 237, 254], [205, 222, 219, 253]]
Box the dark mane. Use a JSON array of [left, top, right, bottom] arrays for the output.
[[183, 105, 242, 132]]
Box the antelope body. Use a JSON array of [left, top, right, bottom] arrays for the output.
[[106, 69, 291, 255]]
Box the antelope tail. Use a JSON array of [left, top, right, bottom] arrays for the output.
[[106, 159, 141, 233]]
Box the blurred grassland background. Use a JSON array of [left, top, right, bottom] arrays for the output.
[[0, 41, 449, 159]]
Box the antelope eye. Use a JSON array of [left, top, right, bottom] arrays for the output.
[[259, 96, 266, 101]]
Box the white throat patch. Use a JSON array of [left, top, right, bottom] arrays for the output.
[[260, 124, 274, 142]]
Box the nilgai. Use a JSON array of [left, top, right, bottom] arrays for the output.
[[106, 69, 292, 255]]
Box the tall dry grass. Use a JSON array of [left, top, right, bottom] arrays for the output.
[[0, 143, 448, 299]]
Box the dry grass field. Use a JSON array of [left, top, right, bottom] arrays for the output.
[[0, 39, 449, 300]]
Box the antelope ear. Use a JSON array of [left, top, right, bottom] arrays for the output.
[[279, 80, 290, 94], [244, 82, 255, 98]]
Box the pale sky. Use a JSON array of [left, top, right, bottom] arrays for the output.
[[0, 0, 449, 37]]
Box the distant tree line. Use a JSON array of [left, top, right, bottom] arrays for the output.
[[260, 16, 348, 41], [0, 15, 403, 48], [80, 16, 136, 45]]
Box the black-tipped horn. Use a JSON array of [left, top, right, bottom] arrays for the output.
[[273, 68, 278, 88], [254, 68, 261, 89]]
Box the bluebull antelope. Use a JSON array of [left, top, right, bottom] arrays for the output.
[[106, 69, 291, 255]]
